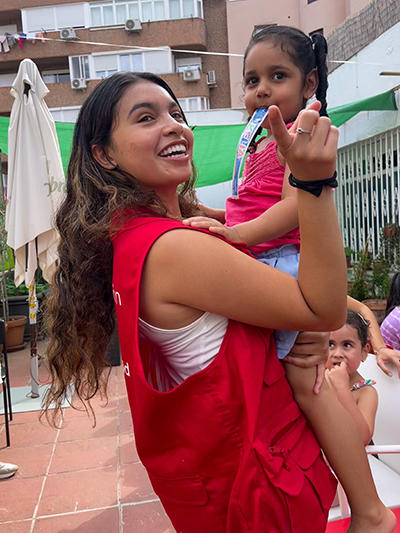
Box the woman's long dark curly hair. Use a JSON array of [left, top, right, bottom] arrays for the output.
[[42, 72, 200, 424]]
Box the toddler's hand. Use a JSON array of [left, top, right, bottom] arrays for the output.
[[325, 362, 350, 391], [375, 346, 400, 379], [182, 217, 242, 242], [269, 105, 338, 182], [276, 102, 321, 164]]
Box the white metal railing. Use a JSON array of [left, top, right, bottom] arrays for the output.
[[335, 126, 400, 258]]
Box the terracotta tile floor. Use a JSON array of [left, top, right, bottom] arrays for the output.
[[0, 341, 175, 533], [2, 342, 399, 532]]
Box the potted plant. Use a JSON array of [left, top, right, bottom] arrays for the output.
[[383, 223, 398, 238], [344, 246, 353, 268], [0, 187, 28, 351], [361, 255, 391, 325], [3, 274, 48, 344], [380, 224, 400, 270], [349, 241, 372, 302]]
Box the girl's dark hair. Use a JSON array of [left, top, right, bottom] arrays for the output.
[[385, 272, 400, 317], [42, 72, 200, 424], [346, 310, 370, 347], [244, 25, 329, 116]]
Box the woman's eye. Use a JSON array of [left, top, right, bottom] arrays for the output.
[[171, 111, 184, 121], [328, 341, 334, 349], [344, 342, 352, 348], [273, 72, 285, 80], [138, 114, 153, 123]]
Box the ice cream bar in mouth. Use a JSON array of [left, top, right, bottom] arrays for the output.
[[231, 107, 269, 198]]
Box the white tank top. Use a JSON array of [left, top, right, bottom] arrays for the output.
[[138, 312, 228, 391]]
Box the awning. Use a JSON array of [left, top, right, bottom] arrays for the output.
[[0, 87, 398, 188], [327, 87, 398, 128]]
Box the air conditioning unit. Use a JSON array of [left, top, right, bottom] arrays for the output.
[[182, 68, 201, 82], [71, 78, 87, 90], [60, 27, 77, 40], [125, 19, 142, 32], [207, 70, 216, 85]]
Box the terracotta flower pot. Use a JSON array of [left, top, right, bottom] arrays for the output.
[[6, 315, 28, 352], [384, 224, 398, 238]]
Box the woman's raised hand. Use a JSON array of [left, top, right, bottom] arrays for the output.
[[268, 105, 339, 182]]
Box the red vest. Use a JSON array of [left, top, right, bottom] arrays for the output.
[[112, 216, 336, 533]]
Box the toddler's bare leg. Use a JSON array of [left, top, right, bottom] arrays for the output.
[[285, 363, 396, 533]]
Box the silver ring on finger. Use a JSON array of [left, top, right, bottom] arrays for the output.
[[296, 127, 312, 134]]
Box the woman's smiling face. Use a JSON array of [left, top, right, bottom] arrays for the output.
[[104, 80, 194, 195]]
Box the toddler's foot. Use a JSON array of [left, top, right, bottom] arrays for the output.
[[347, 506, 396, 533]]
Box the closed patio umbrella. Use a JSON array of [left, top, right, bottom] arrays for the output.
[[5, 58, 65, 398]]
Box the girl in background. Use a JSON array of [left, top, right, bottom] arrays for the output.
[[327, 310, 378, 446]]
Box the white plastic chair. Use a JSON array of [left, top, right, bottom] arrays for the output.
[[329, 354, 400, 521]]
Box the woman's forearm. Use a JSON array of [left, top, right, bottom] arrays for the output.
[[296, 186, 347, 329]]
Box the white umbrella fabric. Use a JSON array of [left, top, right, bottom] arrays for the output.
[[5, 58, 65, 398]]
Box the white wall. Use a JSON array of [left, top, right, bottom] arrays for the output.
[[185, 107, 247, 126], [328, 22, 400, 147]]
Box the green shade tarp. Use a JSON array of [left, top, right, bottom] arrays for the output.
[[0, 87, 397, 188], [327, 87, 397, 128]]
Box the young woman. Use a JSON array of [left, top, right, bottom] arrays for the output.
[[43, 72, 394, 532]]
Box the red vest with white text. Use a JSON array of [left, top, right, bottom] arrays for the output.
[[112, 216, 336, 533]]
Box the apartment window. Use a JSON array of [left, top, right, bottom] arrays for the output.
[[89, 0, 203, 26], [70, 55, 91, 80], [183, 0, 194, 17], [0, 73, 18, 88], [167, 0, 203, 19], [169, 0, 180, 18], [175, 56, 201, 73], [178, 97, 209, 112], [119, 53, 144, 72], [42, 71, 71, 84], [50, 106, 81, 123], [22, 4, 86, 33], [154, 1, 165, 20]]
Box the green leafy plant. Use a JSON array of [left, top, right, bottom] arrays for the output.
[[349, 252, 370, 301], [344, 246, 353, 257], [380, 223, 400, 269], [344, 246, 354, 267], [5, 276, 48, 297], [0, 189, 10, 321], [370, 256, 391, 299]]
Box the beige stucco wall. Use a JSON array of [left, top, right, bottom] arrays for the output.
[[227, 0, 373, 108], [345, 0, 372, 17]]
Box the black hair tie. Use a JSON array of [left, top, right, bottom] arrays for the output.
[[288, 171, 338, 197]]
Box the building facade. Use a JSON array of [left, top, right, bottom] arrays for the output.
[[226, 0, 371, 108], [0, 0, 231, 118]]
